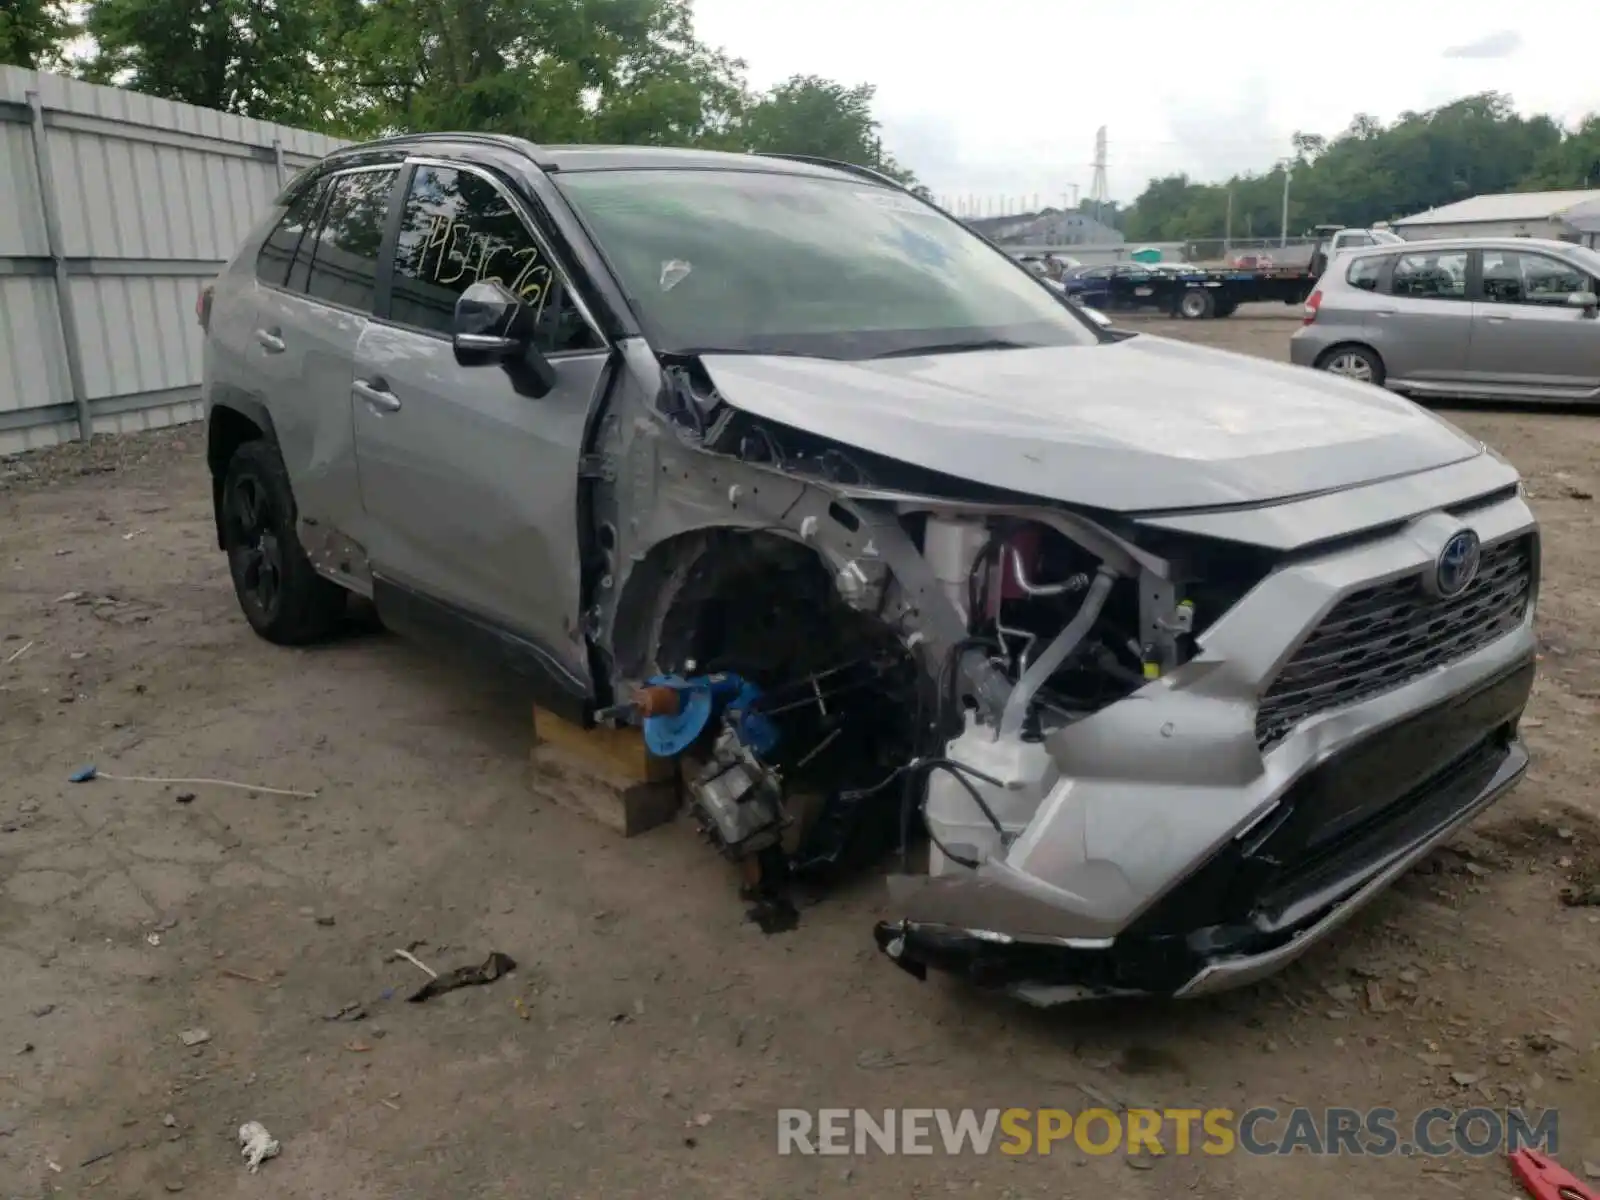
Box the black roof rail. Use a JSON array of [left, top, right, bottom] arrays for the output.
[[753, 152, 909, 192], [325, 131, 562, 171]]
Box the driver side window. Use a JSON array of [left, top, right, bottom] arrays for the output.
[[388, 164, 603, 354]]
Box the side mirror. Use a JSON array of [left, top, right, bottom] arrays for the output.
[[452, 280, 557, 395], [1566, 290, 1599, 315]]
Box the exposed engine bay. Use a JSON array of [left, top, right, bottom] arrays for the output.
[[594, 357, 1254, 932], [583, 346, 1536, 1005]]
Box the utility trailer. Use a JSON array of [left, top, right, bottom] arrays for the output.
[[1060, 264, 1315, 319], [1163, 225, 1406, 319], [1164, 266, 1318, 319], [1054, 225, 1403, 320]]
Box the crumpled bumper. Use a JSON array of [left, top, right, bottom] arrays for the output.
[[876, 492, 1539, 1004], [877, 716, 1528, 1004]]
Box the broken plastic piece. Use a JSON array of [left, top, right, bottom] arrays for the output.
[[407, 951, 516, 1002]]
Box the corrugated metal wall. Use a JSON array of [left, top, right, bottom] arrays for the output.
[[0, 68, 348, 456]]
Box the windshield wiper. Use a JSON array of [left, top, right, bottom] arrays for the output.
[[870, 338, 1031, 359]]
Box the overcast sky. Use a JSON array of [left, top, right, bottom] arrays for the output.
[[692, 0, 1599, 208]]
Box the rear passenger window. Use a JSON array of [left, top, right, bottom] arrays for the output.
[[303, 169, 399, 312], [388, 164, 603, 354], [255, 178, 327, 289], [1346, 256, 1384, 291], [1390, 251, 1467, 300]]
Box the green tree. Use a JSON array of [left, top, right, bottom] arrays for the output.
[[82, 0, 330, 125], [738, 73, 923, 189], [1524, 115, 1600, 189], [1122, 92, 1580, 242], [321, 0, 746, 144], [1, 0, 73, 68]]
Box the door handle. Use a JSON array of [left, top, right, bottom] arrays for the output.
[[1485, 314, 1513, 324], [255, 328, 285, 353], [1373, 309, 1396, 318], [353, 378, 401, 413]]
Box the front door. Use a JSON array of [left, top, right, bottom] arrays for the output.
[[1468, 247, 1600, 400], [350, 161, 611, 692]]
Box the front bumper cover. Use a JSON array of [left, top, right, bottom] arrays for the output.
[[875, 489, 1539, 1004], [878, 659, 1531, 1002]]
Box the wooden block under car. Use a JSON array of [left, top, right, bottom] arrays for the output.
[[529, 705, 680, 837]]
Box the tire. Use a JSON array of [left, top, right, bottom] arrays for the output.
[[1315, 344, 1387, 388], [220, 440, 347, 644], [1178, 289, 1215, 320]]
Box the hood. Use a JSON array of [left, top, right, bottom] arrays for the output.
[[699, 335, 1483, 512]]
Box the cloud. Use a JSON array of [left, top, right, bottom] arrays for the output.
[[1442, 30, 1523, 59]]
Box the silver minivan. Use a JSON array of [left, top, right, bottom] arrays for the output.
[[1291, 237, 1600, 402]]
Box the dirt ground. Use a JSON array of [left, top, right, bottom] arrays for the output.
[[2, 307, 1598, 1198]]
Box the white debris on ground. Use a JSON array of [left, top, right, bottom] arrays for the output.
[[238, 1121, 281, 1172]]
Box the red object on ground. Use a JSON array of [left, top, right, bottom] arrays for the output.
[[1509, 1148, 1599, 1200]]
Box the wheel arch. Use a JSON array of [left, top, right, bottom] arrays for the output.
[[206, 397, 281, 549], [605, 525, 833, 686], [1313, 340, 1387, 378]]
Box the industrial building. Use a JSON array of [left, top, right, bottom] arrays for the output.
[[1393, 189, 1600, 248], [965, 208, 1124, 248]]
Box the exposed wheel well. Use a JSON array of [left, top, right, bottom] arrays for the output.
[[609, 529, 838, 683], [207, 406, 265, 549], [609, 528, 923, 876]]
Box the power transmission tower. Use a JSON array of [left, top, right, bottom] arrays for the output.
[[1088, 127, 1109, 224]]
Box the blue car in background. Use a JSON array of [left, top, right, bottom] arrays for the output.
[[1058, 263, 1164, 311]]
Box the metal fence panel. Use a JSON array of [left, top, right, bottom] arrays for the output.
[[0, 67, 348, 456]]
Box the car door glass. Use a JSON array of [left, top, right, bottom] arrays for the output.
[[390, 164, 603, 355], [303, 169, 399, 313], [256, 178, 328, 290], [1389, 251, 1467, 300], [1346, 256, 1384, 291], [1481, 250, 1591, 306]]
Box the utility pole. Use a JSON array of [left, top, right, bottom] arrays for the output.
[[1277, 158, 1293, 247], [1224, 189, 1233, 258]]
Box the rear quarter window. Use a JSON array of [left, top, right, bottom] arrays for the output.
[[255, 178, 328, 289], [1345, 255, 1385, 291]]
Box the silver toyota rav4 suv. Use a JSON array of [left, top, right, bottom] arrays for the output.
[[200, 134, 1539, 1005]]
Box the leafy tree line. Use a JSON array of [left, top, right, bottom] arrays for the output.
[[0, 0, 923, 188], [1118, 93, 1600, 243]]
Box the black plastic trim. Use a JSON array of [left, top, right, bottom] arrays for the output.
[[371, 576, 593, 725]]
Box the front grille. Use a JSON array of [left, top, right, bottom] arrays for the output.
[[1256, 535, 1534, 748]]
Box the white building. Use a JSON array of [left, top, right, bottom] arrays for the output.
[[1393, 189, 1600, 248]]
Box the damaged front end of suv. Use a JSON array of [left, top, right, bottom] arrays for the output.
[[556, 157, 1539, 1004]]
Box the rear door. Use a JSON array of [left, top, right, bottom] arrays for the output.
[[249, 164, 400, 533], [350, 158, 612, 693], [1373, 247, 1473, 386], [1467, 248, 1600, 399]]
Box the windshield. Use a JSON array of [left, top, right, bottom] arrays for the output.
[[554, 168, 1101, 358]]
